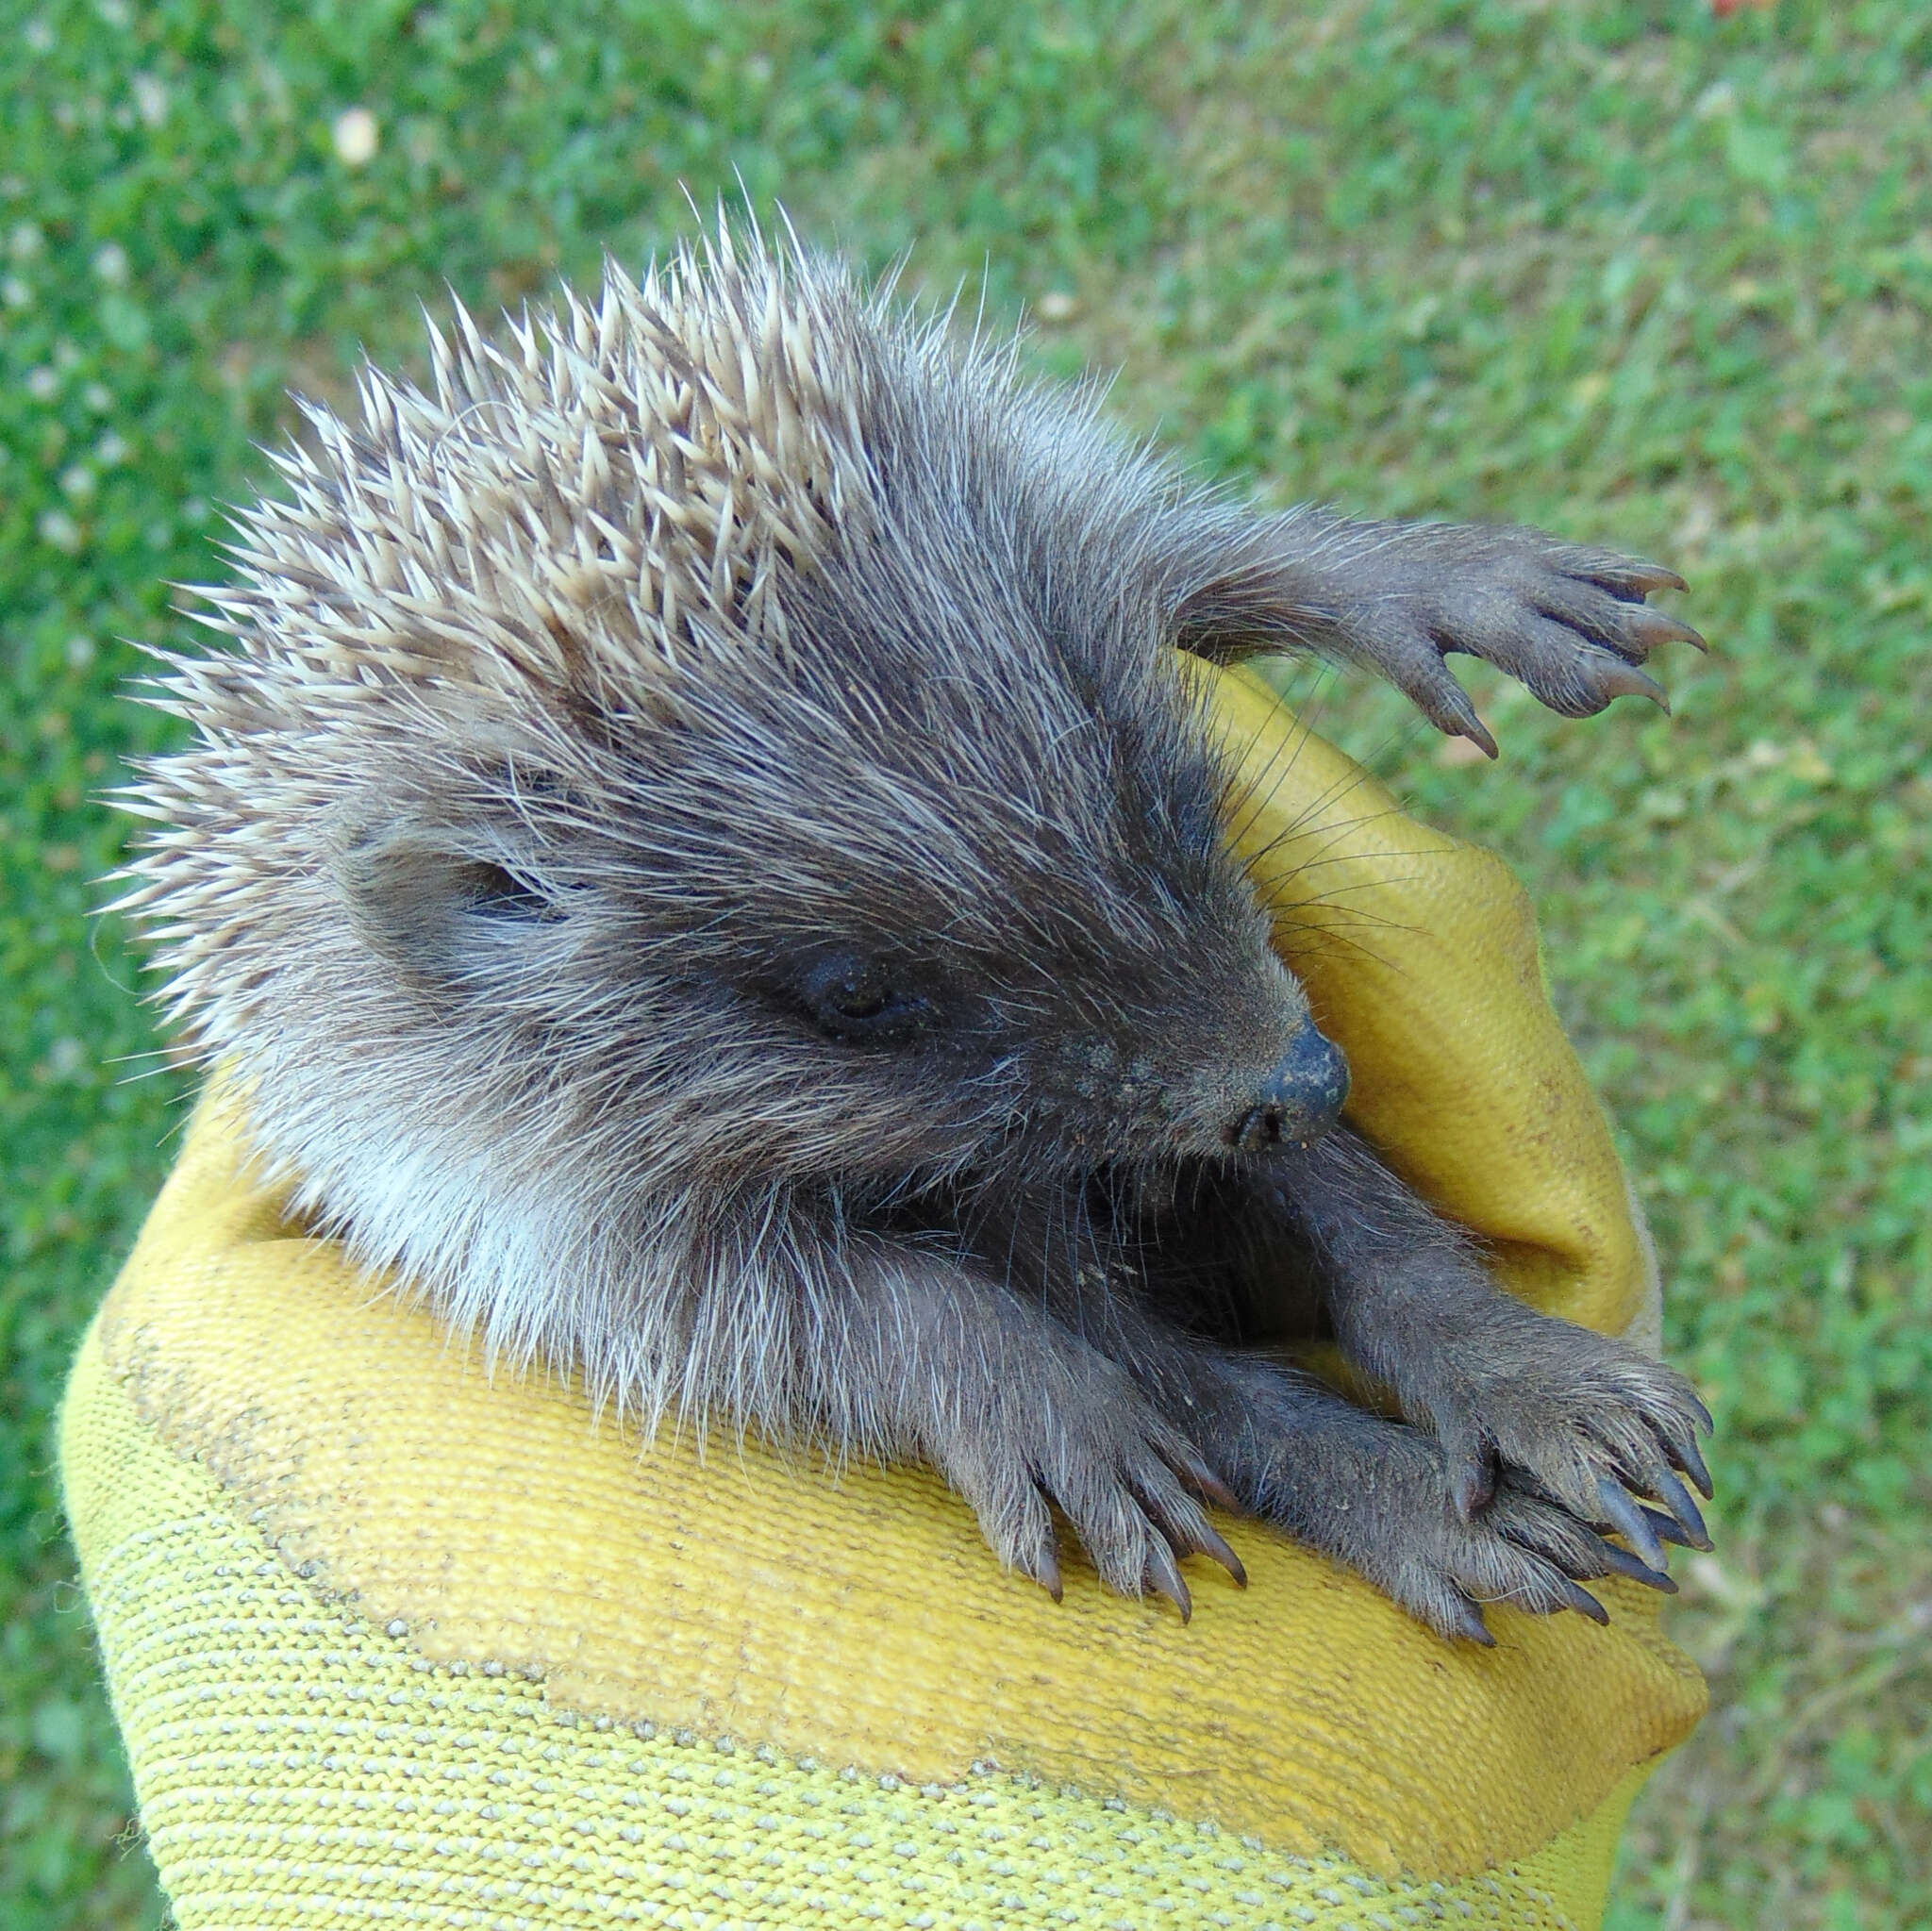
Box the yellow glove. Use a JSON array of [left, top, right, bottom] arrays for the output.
[[62, 662, 1703, 1929]]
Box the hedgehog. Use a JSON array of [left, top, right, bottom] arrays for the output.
[[115, 225, 1713, 1640]]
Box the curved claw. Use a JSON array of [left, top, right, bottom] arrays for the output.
[[1650, 1470, 1712, 1551], [1595, 662, 1671, 711], [1143, 1538, 1192, 1623], [1595, 1540, 1678, 1594], [1644, 1505, 1700, 1551], [1028, 1542, 1064, 1605], [1596, 1477, 1669, 1571], [1674, 1432, 1714, 1501], [1418, 670, 1498, 758], [1560, 1579, 1611, 1625], [1137, 1469, 1246, 1585], [1191, 1517, 1249, 1589], [1443, 1595, 1496, 1646], [1628, 608, 1708, 654], [1598, 560, 1690, 596], [1180, 1462, 1242, 1514], [1456, 717, 1500, 761]]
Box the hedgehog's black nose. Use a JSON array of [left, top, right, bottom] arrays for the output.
[[1229, 1026, 1350, 1153]]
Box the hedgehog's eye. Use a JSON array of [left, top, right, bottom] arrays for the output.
[[800, 955, 931, 1043], [830, 981, 888, 1021]]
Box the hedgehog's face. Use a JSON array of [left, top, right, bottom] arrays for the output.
[[322, 639, 1345, 1202], [771, 934, 1349, 1177]]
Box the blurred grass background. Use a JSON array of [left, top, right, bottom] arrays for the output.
[[3, 0, 1928, 1923]]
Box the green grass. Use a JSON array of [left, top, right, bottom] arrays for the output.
[[3, 1, 1927, 1923]]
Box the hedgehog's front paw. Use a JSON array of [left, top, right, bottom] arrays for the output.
[[1414, 1321, 1715, 1574], [1333, 525, 1704, 755], [1248, 1418, 1666, 1643], [934, 1359, 1245, 1619]]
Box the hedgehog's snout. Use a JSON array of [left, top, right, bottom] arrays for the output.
[[1228, 1024, 1350, 1153]]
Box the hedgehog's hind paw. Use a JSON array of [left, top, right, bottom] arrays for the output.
[[1329, 525, 1704, 752]]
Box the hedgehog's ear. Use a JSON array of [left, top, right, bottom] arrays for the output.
[[334, 822, 560, 981]]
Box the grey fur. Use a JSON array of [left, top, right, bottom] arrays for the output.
[[113, 225, 1709, 1639]]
